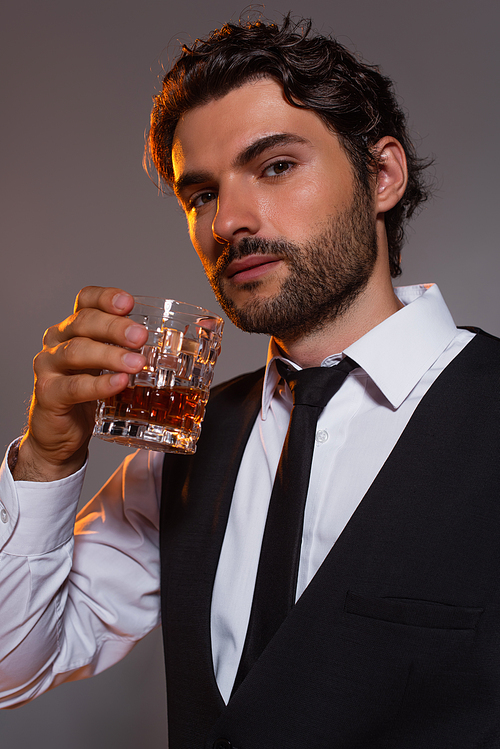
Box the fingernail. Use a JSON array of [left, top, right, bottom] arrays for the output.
[[113, 293, 131, 311], [110, 373, 126, 387], [125, 325, 145, 345], [123, 352, 144, 369]]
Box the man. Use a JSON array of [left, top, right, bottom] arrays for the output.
[[1, 14, 500, 748]]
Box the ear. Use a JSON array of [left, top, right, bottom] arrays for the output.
[[372, 136, 408, 214]]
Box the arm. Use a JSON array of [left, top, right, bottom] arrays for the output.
[[0, 286, 159, 706], [0, 444, 162, 707]]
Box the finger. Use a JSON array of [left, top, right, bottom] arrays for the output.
[[37, 370, 131, 410], [36, 337, 146, 378], [74, 286, 135, 315], [44, 307, 149, 350]]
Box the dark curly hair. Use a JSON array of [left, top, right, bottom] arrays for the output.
[[147, 14, 432, 277]]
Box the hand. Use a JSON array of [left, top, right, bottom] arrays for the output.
[[13, 287, 149, 482]]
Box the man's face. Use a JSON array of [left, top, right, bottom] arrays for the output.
[[172, 78, 378, 342]]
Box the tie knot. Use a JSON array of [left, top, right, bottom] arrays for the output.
[[277, 357, 357, 409]]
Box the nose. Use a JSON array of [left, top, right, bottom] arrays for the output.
[[212, 185, 261, 245]]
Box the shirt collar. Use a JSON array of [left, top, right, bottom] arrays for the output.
[[261, 283, 459, 417]]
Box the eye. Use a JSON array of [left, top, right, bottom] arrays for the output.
[[189, 191, 217, 211], [262, 160, 294, 178]]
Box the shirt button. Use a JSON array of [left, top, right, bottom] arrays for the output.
[[0, 507, 8, 523], [213, 740, 232, 749], [315, 429, 329, 443]]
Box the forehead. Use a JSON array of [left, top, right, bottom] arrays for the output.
[[171, 78, 341, 178]]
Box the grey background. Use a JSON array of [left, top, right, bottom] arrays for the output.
[[1, 0, 498, 746]]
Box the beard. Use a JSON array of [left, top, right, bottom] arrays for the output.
[[204, 186, 378, 343]]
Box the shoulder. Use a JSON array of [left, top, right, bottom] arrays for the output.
[[440, 329, 500, 412], [458, 328, 500, 368], [458, 326, 500, 342]]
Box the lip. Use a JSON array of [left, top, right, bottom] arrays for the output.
[[226, 254, 282, 284]]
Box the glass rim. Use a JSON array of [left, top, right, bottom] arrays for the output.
[[131, 296, 223, 322]]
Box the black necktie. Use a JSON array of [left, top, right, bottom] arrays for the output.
[[232, 356, 357, 694]]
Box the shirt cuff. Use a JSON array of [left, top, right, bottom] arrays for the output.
[[0, 439, 86, 555]]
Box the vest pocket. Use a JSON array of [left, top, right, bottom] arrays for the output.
[[344, 590, 483, 630]]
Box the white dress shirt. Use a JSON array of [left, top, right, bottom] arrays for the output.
[[0, 284, 474, 706]]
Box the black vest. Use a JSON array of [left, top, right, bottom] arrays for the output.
[[160, 332, 500, 748]]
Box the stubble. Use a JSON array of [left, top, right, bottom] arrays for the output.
[[205, 186, 378, 343]]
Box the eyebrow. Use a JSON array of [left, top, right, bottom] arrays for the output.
[[173, 132, 310, 199], [232, 132, 310, 168], [173, 170, 214, 198]]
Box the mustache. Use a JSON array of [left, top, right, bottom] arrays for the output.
[[215, 236, 297, 276]]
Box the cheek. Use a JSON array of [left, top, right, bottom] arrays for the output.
[[188, 218, 217, 270], [266, 182, 335, 240], [187, 220, 199, 252]]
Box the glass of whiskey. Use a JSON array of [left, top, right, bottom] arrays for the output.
[[93, 296, 223, 454]]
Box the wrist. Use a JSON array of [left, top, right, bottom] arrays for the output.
[[12, 434, 88, 482], [7, 438, 20, 474]]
